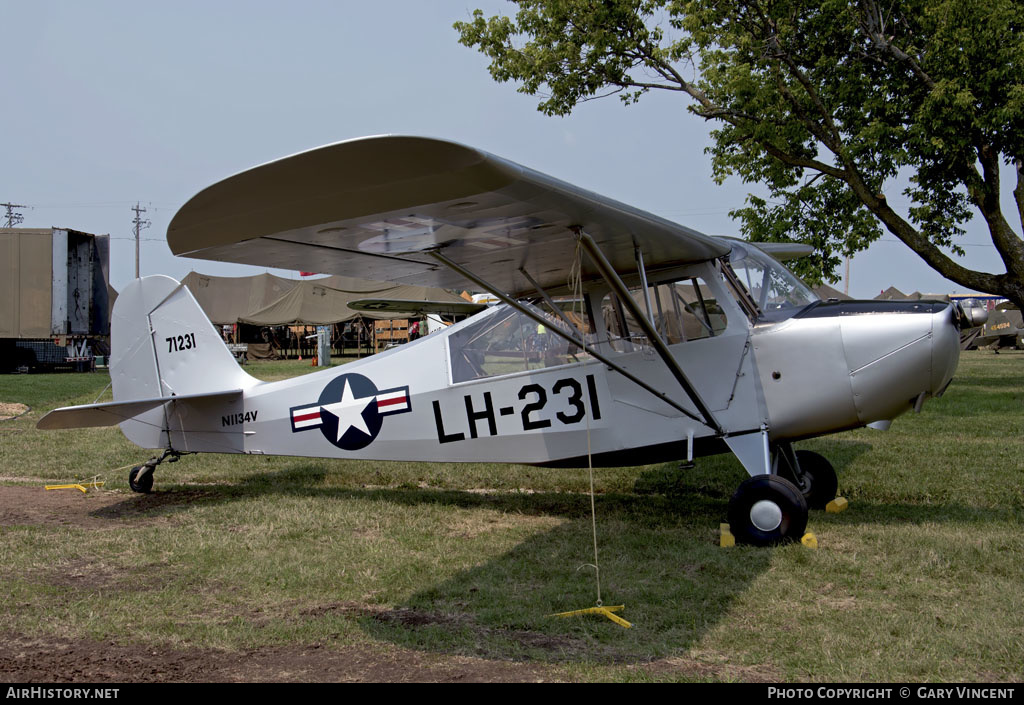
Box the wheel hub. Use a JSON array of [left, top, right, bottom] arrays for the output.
[[750, 500, 783, 531]]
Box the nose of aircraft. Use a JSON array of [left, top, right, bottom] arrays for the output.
[[840, 301, 960, 424], [930, 303, 961, 397]]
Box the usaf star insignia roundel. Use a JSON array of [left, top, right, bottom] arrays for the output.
[[289, 373, 411, 451]]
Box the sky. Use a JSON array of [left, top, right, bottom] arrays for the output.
[[0, 1, 1012, 298]]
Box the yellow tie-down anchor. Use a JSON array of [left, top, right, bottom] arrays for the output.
[[550, 604, 632, 629], [45, 481, 104, 494]]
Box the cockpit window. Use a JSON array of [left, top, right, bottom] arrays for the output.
[[729, 243, 819, 321], [601, 276, 727, 351], [447, 301, 592, 383]]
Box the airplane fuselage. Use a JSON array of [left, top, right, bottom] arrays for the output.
[[122, 252, 960, 478]]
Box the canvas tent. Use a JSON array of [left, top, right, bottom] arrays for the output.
[[239, 281, 469, 326], [182, 272, 467, 326], [181, 272, 298, 325], [238, 280, 365, 325]]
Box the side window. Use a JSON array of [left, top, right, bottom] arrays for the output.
[[602, 276, 727, 350], [448, 301, 594, 383]]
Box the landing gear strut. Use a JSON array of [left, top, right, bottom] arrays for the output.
[[775, 445, 839, 510], [127, 448, 186, 494]]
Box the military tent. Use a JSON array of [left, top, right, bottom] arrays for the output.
[[181, 272, 468, 326], [181, 272, 298, 325]]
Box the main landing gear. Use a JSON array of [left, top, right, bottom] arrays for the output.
[[128, 448, 186, 494], [779, 448, 839, 511], [726, 442, 839, 546]]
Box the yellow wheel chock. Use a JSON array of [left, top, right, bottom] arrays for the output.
[[826, 497, 849, 513]]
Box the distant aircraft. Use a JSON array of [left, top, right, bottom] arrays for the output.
[[38, 136, 968, 545], [960, 300, 1017, 350]]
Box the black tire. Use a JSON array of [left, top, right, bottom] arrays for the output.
[[791, 450, 839, 510], [128, 465, 154, 494], [728, 474, 808, 546]]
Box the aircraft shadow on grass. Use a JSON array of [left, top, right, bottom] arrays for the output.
[[83, 442, 1013, 665]]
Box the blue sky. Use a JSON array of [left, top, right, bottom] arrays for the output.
[[1, 1, 1010, 297]]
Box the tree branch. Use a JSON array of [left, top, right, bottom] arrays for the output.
[[857, 0, 937, 90], [973, 147, 1024, 279], [770, 72, 844, 158], [759, 143, 848, 180], [1016, 159, 1024, 235], [746, 3, 845, 151], [841, 166, 1001, 290]]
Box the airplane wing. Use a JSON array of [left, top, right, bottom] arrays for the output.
[[754, 242, 814, 261], [167, 135, 730, 298], [348, 298, 487, 315]]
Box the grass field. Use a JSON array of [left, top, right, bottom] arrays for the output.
[[0, 351, 1022, 682]]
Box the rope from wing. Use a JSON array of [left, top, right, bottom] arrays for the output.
[[569, 239, 602, 607]]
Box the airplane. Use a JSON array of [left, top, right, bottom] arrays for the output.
[[347, 296, 487, 336], [37, 135, 968, 546], [961, 301, 1017, 350]]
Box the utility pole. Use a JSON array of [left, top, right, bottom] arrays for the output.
[[844, 255, 851, 296], [131, 202, 150, 279], [2, 202, 27, 228]]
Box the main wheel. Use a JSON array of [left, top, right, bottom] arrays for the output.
[[728, 475, 808, 546], [789, 450, 838, 510], [128, 465, 154, 494]]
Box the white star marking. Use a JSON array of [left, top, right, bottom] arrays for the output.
[[319, 379, 375, 442]]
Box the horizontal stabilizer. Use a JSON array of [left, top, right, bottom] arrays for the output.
[[36, 390, 243, 430]]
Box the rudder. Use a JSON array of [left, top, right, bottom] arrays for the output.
[[111, 275, 257, 447]]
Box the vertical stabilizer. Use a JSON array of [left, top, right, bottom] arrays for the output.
[[111, 275, 258, 448]]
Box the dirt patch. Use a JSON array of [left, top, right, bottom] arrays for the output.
[[0, 486, 213, 530], [0, 633, 560, 683], [0, 402, 29, 420], [0, 486, 133, 530]]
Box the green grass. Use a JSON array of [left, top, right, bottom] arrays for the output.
[[0, 351, 1022, 681]]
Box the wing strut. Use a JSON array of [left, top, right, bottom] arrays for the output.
[[634, 244, 656, 329], [427, 250, 707, 424], [574, 230, 725, 436], [517, 266, 584, 340]]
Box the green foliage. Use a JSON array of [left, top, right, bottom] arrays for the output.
[[456, 0, 1024, 296]]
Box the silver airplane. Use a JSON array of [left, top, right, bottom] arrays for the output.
[[38, 136, 966, 546]]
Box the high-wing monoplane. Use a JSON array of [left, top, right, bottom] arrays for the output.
[[38, 136, 967, 545]]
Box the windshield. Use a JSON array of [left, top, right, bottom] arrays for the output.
[[728, 242, 819, 321]]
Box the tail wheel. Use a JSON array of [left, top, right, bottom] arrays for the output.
[[728, 475, 808, 546], [128, 466, 154, 494], [791, 450, 839, 510]]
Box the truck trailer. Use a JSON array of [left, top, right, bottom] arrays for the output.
[[1, 227, 112, 371]]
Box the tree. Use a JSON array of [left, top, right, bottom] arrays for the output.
[[455, 0, 1024, 305]]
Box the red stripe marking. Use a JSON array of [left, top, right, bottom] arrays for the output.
[[376, 397, 407, 408], [293, 410, 321, 422]]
